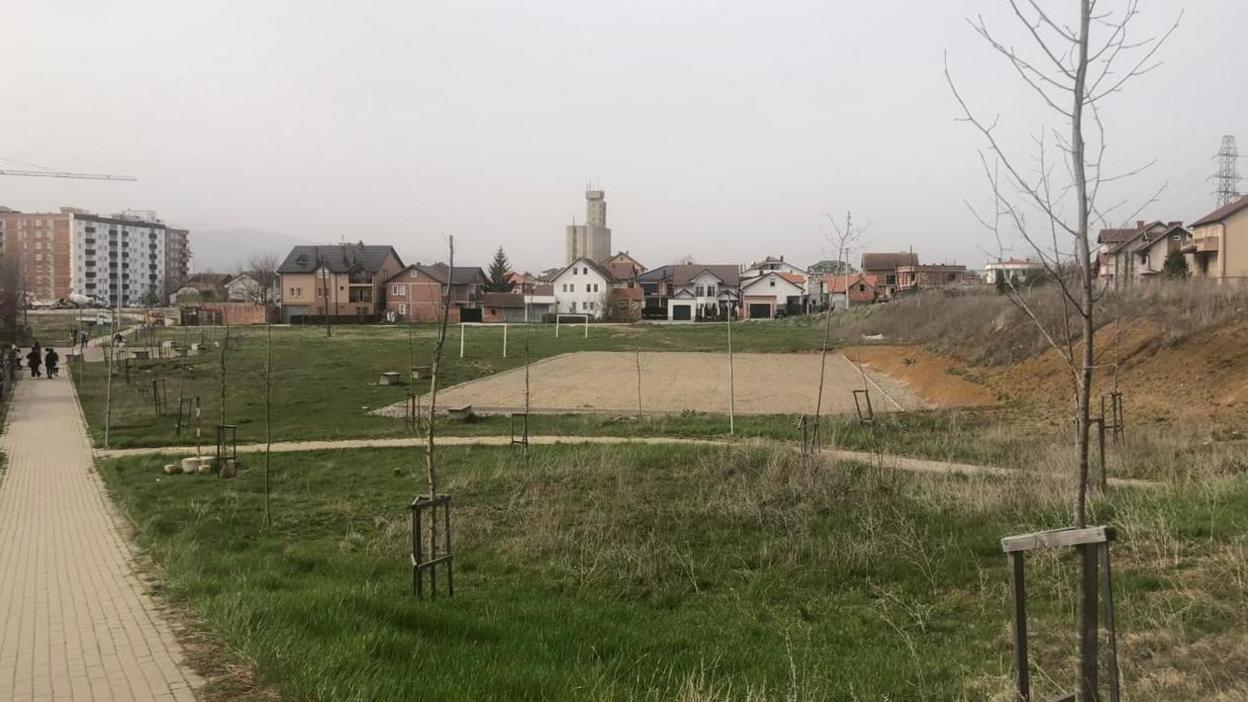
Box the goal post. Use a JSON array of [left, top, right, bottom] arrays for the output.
[[459, 322, 509, 358], [555, 313, 590, 338]]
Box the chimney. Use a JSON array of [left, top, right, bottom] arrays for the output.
[[1136, 220, 1145, 230], [1169, 220, 1182, 227]]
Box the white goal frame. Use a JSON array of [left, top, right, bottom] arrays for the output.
[[555, 313, 590, 338], [459, 322, 509, 358]]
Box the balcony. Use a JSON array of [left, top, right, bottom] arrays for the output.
[[1183, 237, 1219, 254]]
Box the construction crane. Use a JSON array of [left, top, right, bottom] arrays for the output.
[[0, 155, 136, 181], [0, 169, 136, 181]]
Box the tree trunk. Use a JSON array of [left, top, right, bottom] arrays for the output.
[[1071, 4, 1097, 700], [425, 237, 455, 568]]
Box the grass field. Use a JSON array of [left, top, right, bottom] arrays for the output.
[[23, 309, 144, 346], [71, 320, 848, 449], [101, 442, 1248, 701]]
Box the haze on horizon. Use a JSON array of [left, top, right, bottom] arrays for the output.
[[2, 1, 1243, 273]]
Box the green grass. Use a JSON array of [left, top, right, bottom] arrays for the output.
[[23, 310, 142, 346], [101, 443, 1248, 701], [71, 320, 842, 449]]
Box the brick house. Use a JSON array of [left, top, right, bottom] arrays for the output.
[[277, 243, 404, 322], [861, 252, 919, 298], [384, 264, 487, 322]]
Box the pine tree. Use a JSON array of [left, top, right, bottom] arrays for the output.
[[486, 247, 514, 293]]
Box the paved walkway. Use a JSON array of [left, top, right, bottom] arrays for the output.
[[95, 434, 1157, 489], [0, 372, 202, 701]]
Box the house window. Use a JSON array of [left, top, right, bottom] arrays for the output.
[[707, 285, 716, 296], [769, 279, 775, 287], [583, 267, 588, 274], [399, 303, 409, 315], [593, 283, 599, 292], [586, 284, 592, 292], [391, 284, 407, 296]]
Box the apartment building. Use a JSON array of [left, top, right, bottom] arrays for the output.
[[165, 227, 191, 299], [0, 209, 75, 304], [0, 207, 189, 306], [73, 213, 167, 307]]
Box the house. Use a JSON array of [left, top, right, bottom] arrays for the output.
[[170, 273, 232, 306], [277, 243, 404, 322], [1106, 221, 1191, 285], [740, 270, 806, 319], [808, 259, 855, 276], [823, 273, 881, 307], [861, 252, 919, 297], [482, 285, 557, 322], [983, 259, 1044, 286], [743, 255, 806, 278], [599, 251, 647, 281], [385, 264, 488, 322], [1095, 220, 1189, 286], [550, 257, 617, 320], [1185, 196, 1248, 280], [225, 272, 279, 303], [1096, 226, 1139, 279], [638, 264, 741, 322], [895, 263, 979, 293], [505, 271, 537, 294]]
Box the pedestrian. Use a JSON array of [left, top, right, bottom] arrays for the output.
[[26, 346, 42, 378], [7, 345, 18, 380], [45, 347, 59, 379]]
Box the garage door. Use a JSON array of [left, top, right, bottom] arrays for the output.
[[672, 304, 692, 321], [749, 303, 772, 319]]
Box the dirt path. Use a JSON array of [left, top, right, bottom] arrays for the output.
[[94, 434, 1156, 488]]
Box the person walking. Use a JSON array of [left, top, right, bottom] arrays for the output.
[[45, 347, 59, 379], [26, 346, 42, 378]]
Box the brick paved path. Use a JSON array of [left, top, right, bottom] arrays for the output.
[[0, 372, 202, 701]]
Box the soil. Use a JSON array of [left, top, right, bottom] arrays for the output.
[[379, 351, 951, 417], [840, 345, 999, 408]]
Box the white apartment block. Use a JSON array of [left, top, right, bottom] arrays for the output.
[[73, 214, 167, 307]]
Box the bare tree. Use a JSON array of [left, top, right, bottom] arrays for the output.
[[247, 252, 281, 306], [950, 0, 1178, 527], [423, 236, 455, 567], [811, 211, 866, 446], [949, 2, 1179, 697], [247, 250, 282, 514]]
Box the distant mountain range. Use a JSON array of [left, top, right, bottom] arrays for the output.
[[190, 227, 299, 273]]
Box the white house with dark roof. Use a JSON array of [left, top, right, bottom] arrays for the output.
[[551, 257, 614, 319]]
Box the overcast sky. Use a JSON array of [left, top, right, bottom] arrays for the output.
[[2, 1, 1243, 272]]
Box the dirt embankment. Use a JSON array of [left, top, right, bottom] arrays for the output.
[[840, 345, 998, 408], [850, 318, 1248, 428]]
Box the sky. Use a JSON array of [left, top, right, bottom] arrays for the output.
[[2, 1, 1244, 273]]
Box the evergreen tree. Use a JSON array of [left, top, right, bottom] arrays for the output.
[[486, 247, 514, 293], [1163, 251, 1189, 280]]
